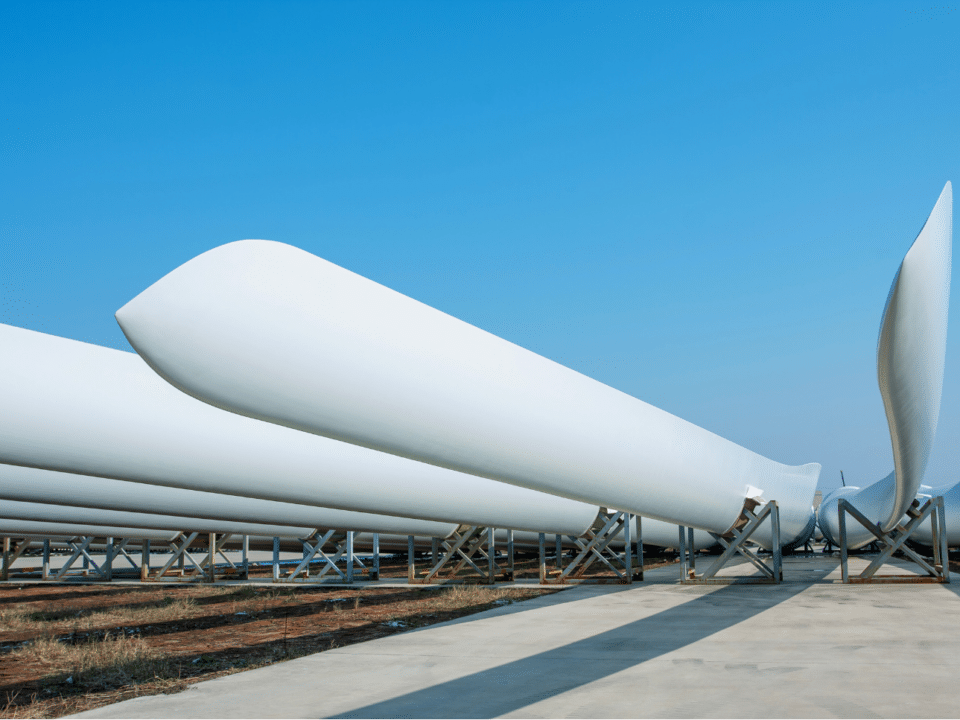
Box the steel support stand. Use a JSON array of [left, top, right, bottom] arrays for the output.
[[540, 510, 637, 585], [371, 533, 380, 581], [838, 496, 949, 584], [506, 529, 515, 580], [682, 501, 782, 584], [42, 539, 50, 581], [242, 535, 249, 579], [54, 537, 106, 581], [408, 526, 504, 584], [147, 532, 204, 581], [278, 530, 367, 584]]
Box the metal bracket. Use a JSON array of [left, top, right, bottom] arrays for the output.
[[838, 496, 949, 584], [680, 501, 783, 584], [408, 526, 507, 584], [539, 510, 642, 585]]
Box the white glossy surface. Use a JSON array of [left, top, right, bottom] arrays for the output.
[[0, 325, 598, 537], [118, 241, 820, 544], [0, 463, 457, 539]]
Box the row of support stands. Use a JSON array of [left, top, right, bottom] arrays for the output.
[[539, 510, 643, 585], [407, 526, 507, 584], [8, 500, 944, 587], [838, 496, 949, 584], [679, 500, 783, 584], [2, 536, 143, 582], [1, 534, 254, 582]]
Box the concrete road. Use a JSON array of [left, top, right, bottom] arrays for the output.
[[73, 556, 960, 718]]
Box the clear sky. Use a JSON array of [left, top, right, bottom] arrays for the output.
[[3, 1, 959, 494]]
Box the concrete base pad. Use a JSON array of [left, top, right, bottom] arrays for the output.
[[73, 555, 960, 718]]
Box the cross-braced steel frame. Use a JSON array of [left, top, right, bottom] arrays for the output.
[[838, 496, 949, 584], [273, 530, 379, 583], [407, 525, 507, 584], [538, 510, 642, 585], [679, 500, 782, 584]]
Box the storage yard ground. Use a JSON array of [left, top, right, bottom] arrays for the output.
[[62, 555, 960, 719]]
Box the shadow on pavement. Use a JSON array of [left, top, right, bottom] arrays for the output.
[[335, 580, 811, 719]]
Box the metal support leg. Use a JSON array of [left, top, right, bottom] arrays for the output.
[[506, 530, 515, 580], [242, 535, 249, 579], [487, 528, 495, 585], [771, 503, 783, 582], [141, 540, 150, 582], [687, 526, 696, 575], [623, 514, 633, 581], [636, 515, 644, 581], [302, 536, 310, 578], [371, 533, 380, 580], [539, 532, 546, 583], [939, 497, 950, 584], [1, 537, 8, 581], [105, 537, 114, 582], [272, 536, 280, 582], [207, 533, 216, 583], [431, 537, 440, 566], [556, 534, 563, 569], [839, 499, 849, 583], [408, 536, 416, 583], [678, 525, 688, 580], [345, 531, 355, 584], [42, 539, 50, 581]]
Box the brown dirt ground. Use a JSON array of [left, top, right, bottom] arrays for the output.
[[0, 554, 679, 718]]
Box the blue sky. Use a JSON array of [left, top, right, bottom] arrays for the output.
[[3, 1, 959, 493]]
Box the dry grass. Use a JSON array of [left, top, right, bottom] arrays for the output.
[[1, 631, 186, 719], [10, 632, 171, 690], [2, 597, 202, 636], [0, 582, 560, 718]]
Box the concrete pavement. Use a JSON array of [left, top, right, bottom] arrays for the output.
[[73, 556, 960, 718]]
